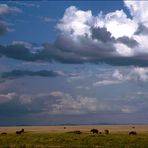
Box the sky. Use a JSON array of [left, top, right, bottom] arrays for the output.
[[1, 0, 148, 125]]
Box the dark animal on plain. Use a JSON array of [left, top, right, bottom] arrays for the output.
[[132, 126, 135, 129], [129, 131, 137, 135], [16, 129, 24, 134], [1, 132, 7, 135], [73, 130, 81, 134], [104, 129, 109, 135], [64, 127, 66, 129], [91, 129, 98, 134]]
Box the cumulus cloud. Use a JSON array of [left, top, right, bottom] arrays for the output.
[[56, 5, 138, 56], [93, 67, 148, 87], [0, 4, 21, 15], [112, 69, 124, 81], [2, 1, 148, 67], [53, 2, 148, 65], [97, 9, 138, 39], [0, 92, 16, 104], [113, 67, 148, 82], [0, 91, 98, 115], [124, 1, 148, 26], [50, 91, 97, 114], [130, 67, 148, 82], [57, 6, 93, 37], [0, 4, 21, 36]]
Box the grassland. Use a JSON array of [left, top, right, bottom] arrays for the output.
[[0, 125, 148, 148]]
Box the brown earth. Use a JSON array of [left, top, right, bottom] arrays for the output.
[[0, 125, 148, 134]]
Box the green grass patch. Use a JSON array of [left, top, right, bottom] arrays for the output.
[[0, 132, 148, 148]]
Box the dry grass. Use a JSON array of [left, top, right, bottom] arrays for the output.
[[0, 125, 148, 134], [0, 125, 148, 147]]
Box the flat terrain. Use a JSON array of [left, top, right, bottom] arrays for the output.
[[0, 125, 148, 147], [0, 125, 148, 133]]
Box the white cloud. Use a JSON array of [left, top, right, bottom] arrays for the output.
[[57, 6, 93, 37], [49, 91, 63, 97], [121, 105, 135, 113], [0, 4, 21, 36], [93, 80, 120, 86], [124, 1, 148, 27], [19, 94, 32, 104], [113, 67, 148, 82], [123, 1, 148, 56], [12, 41, 33, 49], [56, 5, 138, 60], [57, 5, 138, 40], [98, 10, 138, 38], [94, 67, 148, 87], [112, 69, 124, 81], [0, 92, 16, 104], [50, 91, 97, 114], [114, 43, 134, 56], [0, 4, 21, 15], [132, 35, 148, 54], [130, 67, 148, 82], [55, 2, 148, 64]]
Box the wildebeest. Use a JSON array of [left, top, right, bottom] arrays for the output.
[[129, 131, 137, 135], [104, 129, 109, 135], [73, 130, 81, 134], [1, 132, 7, 135], [91, 129, 98, 134], [16, 129, 24, 134]]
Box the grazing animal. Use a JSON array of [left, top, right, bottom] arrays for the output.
[[1, 132, 7, 135], [104, 129, 109, 135], [16, 129, 24, 134], [129, 131, 137, 135], [74, 130, 81, 134], [91, 129, 98, 134]]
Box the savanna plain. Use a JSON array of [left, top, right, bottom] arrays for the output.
[[0, 125, 148, 148]]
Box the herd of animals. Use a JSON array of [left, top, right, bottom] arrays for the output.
[[1, 128, 25, 135], [0, 127, 137, 135], [90, 128, 137, 135]]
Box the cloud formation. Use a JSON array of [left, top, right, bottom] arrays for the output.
[[1, 69, 63, 79], [0, 4, 21, 36], [0, 4, 21, 15], [50, 91, 97, 114], [53, 1, 148, 66], [112, 67, 148, 83], [1, 1, 148, 66], [0, 92, 16, 104]]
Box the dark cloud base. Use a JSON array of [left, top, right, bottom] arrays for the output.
[[1, 42, 148, 67], [1, 69, 62, 79]]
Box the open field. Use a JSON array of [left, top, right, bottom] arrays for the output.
[[0, 125, 148, 147], [1, 125, 148, 133]]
